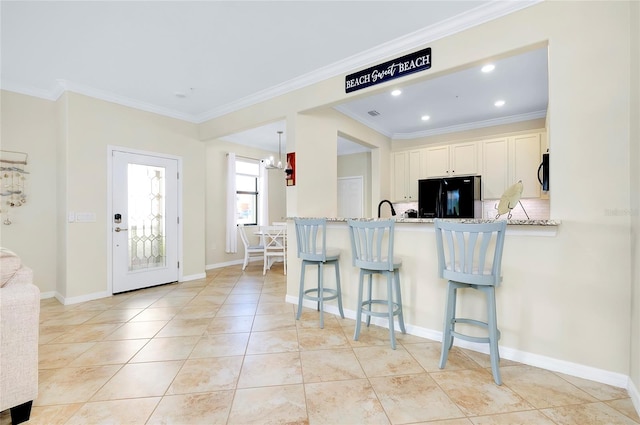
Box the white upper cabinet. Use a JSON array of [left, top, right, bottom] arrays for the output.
[[424, 142, 478, 178], [510, 133, 542, 198], [481, 132, 543, 199], [424, 146, 449, 177], [392, 150, 424, 202], [391, 131, 545, 203], [481, 137, 510, 200]]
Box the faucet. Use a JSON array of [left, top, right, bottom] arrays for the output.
[[377, 200, 396, 218]]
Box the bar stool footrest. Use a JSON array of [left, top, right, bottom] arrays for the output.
[[450, 318, 501, 344], [359, 299, 402, 318], [303, 287, 339, 302]]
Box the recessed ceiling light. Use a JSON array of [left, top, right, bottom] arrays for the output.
[[494, 100, 506, 107], [421, 115, 430, 121], [391, 89, 402, 96], [482, 64, 495, 73]]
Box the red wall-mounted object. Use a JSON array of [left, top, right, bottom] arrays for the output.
[[285, 152, 295, 186]]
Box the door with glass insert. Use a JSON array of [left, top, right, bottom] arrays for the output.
[[112, 151, 179, 293]]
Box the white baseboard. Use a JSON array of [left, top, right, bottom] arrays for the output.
[[629, 378, 640, 418], [285, 295, 632, 391], [181, 272, 207, 281], [206, 259, 244, 270], [39, 291, 56, 299], [56, 290, 112, 306]]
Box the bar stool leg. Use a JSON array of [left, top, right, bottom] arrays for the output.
[[366, 273, 373, 327], [296, 262, 306, 320], [394, 269, 406, 334], [318, 263, 325, 328], [439, 282, 457, 369], [386, 271, 396, 349], [354, 269, 365, 341], [486, 286, 502, 385], [334, 261, 344, 319]]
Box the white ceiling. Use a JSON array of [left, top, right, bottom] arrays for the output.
[[1, 1, 544, 155]]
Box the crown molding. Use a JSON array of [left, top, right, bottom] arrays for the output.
[[334, 105, 547, 140], [1, 0, 541, 127], [55, 80, 196, 122], [195, 0, 542, 123], [0, 79, 61, 101], [393, 110, 548, 140]]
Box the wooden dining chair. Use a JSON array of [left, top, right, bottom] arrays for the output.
[[238, 224, 264, 271], [261, 225, 287, 275]]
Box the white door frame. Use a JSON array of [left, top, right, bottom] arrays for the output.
[[106, 145, 183, 294]]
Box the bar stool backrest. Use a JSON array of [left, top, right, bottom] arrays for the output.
[[347, 219, 396, 272], [434, 219, 507, 286], [294, 218, 329, 262]]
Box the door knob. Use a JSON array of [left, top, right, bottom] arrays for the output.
[[114, 227, 128, 232]]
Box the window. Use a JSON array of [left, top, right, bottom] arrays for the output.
[[236, 159, 260, 225]]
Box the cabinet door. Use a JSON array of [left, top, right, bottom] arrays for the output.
[[425, 145, 450, 177], [450, 142, 477, 175], [407, 150, 421, 201], [482, 138, 509, 200], [511, 134, 541, 198], [392, 152, 408, 202]]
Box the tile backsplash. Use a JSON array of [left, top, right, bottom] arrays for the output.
[[482, 198, 550, 220], [393, 198, 550, 220]]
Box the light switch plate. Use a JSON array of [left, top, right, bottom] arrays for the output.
[[75, 212, 96, 223]]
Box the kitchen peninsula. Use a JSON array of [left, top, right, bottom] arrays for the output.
[[285, 217, 560, 366]]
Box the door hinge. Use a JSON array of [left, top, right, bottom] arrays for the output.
[[177, 172, 180, 179], [177, 261, 180, 269], [177, 217, 180, 224]]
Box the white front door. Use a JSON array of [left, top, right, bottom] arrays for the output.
[[111, 150, 179, 293], [338, 176, 364, 218]]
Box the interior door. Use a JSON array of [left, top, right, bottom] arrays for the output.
[[112, 150, 179, 293], [338, 176, 363, 218]]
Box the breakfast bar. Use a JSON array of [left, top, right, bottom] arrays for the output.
[[285, 218, 560, 356]]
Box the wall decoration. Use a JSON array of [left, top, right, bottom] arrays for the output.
[[345, 47, 431, 93], [0, 150, 29, 225], [285, 152, 295, 186]]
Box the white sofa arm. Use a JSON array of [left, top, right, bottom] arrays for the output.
[[0, 266, 40, 413]]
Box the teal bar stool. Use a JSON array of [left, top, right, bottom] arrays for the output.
[[294, 218, 344, 328], [347, 219, 406, 349], [434, 219, 507, 385]]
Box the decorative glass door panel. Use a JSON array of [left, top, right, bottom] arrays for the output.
[[112, 151, 178, 293], [128, 164, 166, 271]]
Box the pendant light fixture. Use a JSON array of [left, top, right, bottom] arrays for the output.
[[264, 131, 284, 170]]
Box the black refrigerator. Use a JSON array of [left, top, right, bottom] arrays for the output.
[[418, 176, 482, 218]]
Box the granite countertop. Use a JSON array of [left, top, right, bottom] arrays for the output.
[[289, 217, 561, 226]]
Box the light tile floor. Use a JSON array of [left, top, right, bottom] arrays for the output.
[[2, 264, 639, 424]]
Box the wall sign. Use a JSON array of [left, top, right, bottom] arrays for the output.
[[345, 47, 432, 93]]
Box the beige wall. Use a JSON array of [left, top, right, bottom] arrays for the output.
[[1, 91, 206, 300], [204, 138, 286, 267], [0, 91, 58, 294], [630, 0, 640, 400]]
